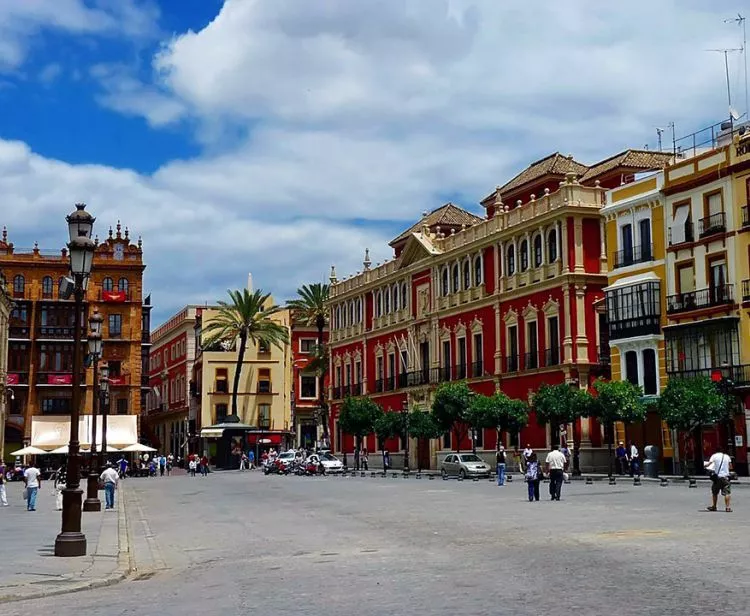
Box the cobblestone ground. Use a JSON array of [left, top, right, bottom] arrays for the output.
[[6, 471, 749, 616]]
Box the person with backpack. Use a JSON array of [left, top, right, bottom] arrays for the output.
[[525, 452, 543, 501], [705, 445, 733, 512]]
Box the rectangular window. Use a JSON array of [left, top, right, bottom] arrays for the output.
[[677, 263, 695, 294], [257, 368, 271, 394], [508, 325, 518, 372], [215, 368, 228, 393], [642, 348, 657, 395], [115, 398, 128, 415], [108, 361, 122, 376], [547, 316, 559, 366], [387, 354, 395, 389], [638, 219, 652, 259], [400, 349, 408, 375], [300, 338, 316, 353], [335, 365, 341, 388], [258, 403, 271, 429], [41, 397, 72, 415], [705, 191, 723, 217], [442, 339, 451, 380], [709, 257, 728, 302], [355, 361, 362, 384], [108, 314, 122, 338], [526, 321, 538, 369], [443, 432, 451, 450], [621, 223, 633, 261], [624, 350, 639, 386], [300, 375, 317, 399], [216, 403, 228, 423], [472, 333, 483, 377], [258, 339, 270, 354], [456, 338, 467, 378], [473, 427, 484, 449]]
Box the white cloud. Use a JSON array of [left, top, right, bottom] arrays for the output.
[[38, 62, 62, 85]]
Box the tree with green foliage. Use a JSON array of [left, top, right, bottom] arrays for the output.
[[469, 392, 529, 451], [374, 411, 404, 455], [202, 289, 289, 420], [659, 376, 727, 478], [591, 379, 647, 477], [407, 409, 441, 471], [431, 382, 474, 452], [337, 397, 383, 457]]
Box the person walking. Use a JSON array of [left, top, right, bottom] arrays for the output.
[[239, 453, 248, 471], [248, 450, 255, 470], [167, 454, 173, 476], [383, 450, 391, 472], [545, 444, 566, 501], [189, 457, 197, 477], [628, 441, 640, 477], [705, 445, 733, 512], [200, 454, 209, 477], [23, 462, 42, 511], [158, 454, 166, 477], [525, 452, 542, 501], [53, 464, 66, 511], [361, 449, 369, 471], [117, 456, 128, 479], [0, 462, 7, 507], [100, 462, 119, 510], [496, 445, 507, 486], [615, 442, 628, 475]]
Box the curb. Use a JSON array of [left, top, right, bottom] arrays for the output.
[[0, 488, 134, 604]]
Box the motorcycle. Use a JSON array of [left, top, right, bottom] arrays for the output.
[[263, 458, 290, 475]]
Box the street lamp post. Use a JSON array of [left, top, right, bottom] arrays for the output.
[[83, 309, 103, 512], [401, 401, 410, 473], [55, 203, 95, 558], [100, 363, 110, 470]]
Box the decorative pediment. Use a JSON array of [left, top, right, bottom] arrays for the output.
[[374, 342, 384, 356], [343, 351, 352, 363], [386, 340, 396, 354], [521, 302, 538, 321], [542, 297, 560, 316], [454, 321, 467, 336], [439, 325, 452, 340], [503, 308, 518, 324], [396, 335, 408, 351], [353, 349, 362, 362], [333, 354, 342, 367], [396, 233, 441, 269]]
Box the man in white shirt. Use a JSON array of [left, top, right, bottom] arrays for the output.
[[628, 441, 640, 477], [705, 446, 732, 512], [23, 463, 42, 511], [100, 463, 120, 510], [545, 444, 567, 501]]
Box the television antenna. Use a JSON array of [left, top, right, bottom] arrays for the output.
[[707, 47, 743, 124], [725, 14, 748, 120]]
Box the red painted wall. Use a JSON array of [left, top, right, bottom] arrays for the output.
[[582, 218, 601, 273]]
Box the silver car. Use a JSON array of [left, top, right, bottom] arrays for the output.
[[440, 453, 491, 479]]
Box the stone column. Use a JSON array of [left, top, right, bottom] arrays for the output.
[[573, 217, 585, 273], [562, 284, 573, 364], [599, 218, 608, 272], [494, 302, 502, 376], [574, 284, 588, 363], [560, 218, 569, 272]]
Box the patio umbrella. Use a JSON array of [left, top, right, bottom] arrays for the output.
[[8, 446, 48, 456], [49, 445, 92, 454], [120, 443, 157, 453]]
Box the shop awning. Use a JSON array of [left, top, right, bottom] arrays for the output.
[[31, 415, 138, 449], [200, 428, 225, 438]]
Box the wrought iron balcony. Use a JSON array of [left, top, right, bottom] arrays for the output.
[[743, 279, 750, 302], [455, 363, 467, 380], [351, 382, 362, 396], [698, 212, 726, 238], [374, 378, 384, 393], [668, 364, 750, 387], [524, 351, 539, 370], [544, 347, 560, 367], [471, 360, 484, 378], [505, 354, 519, 373], [36, 326, 75, 339], [613, 244, 653, 269], [608, 316, 661, 340], [666, 285, 733, 314]]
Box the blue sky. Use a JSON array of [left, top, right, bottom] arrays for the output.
[[0, 0, 747, 326]]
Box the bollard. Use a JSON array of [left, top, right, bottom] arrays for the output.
[[457, 475, 464, 482], [633, 477, 641, 486], [585, 477, 593, 485], [392, 473, 398, 479], [660, 478, 669, 487], [608, 477, 617, 486], [361, 472, 365, 478], [506, 475, 513, 483], [416, 473, 422, 479], [429, 475, 435, 480], [371, 472, 376, 478], [688, 479, 697, 488], [473, 476, 479, 482]]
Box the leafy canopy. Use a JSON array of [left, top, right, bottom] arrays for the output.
[[431, 382, 474, 432], [287, 283, 329, 328], [659, 376, 727, 432], [202, 289, 289, 351], [407, 409, 442, 440], [468, 392, 529, 434], [533, 383, 587, 426], [591, 379, 646, 425], [338, 397, 383, 438], [374, 411, 404, 445]]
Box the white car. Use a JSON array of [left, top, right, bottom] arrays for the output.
[[276, 451, 297, 466], [310, 452, 343, 474]]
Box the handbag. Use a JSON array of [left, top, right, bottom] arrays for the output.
[[22, 487, 28, 500]]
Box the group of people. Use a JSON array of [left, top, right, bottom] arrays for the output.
[[494, 443, 570, 502], [188, 453, 210, 476], [615, 441, 641, 476]]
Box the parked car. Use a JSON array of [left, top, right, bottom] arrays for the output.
[[317, 452, 344, 474], [276, 451, 297, 466], [440, 453, 491, 479]]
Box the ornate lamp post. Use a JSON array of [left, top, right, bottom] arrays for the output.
[[55, 204, 95, 558], [99, 362, 110, 470], [83, 309, 103, 512]]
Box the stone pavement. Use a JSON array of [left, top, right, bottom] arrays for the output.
[[0, 479, 131, 603]]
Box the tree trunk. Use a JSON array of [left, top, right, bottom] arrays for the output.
[[232, 331, 248, 418], [572, 417, 581, 476], [316, 315, 329, 445], [471, 426, 477, 454], [682, 430, 691, 479], [354, 435, 361, 470], [607, 422, 613, 478]]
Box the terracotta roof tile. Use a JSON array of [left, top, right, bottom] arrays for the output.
[[490, 152, 589, 202], [580, 150, 673, 183], [389, 203, 483, 246]]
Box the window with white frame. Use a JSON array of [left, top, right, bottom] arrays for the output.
[[300, 338, 316, 353], [400, 282, 408, 309], [393, 284, 400, 311], [300, 374, 317, 399], [473, 255, 482, 286], [533, 234, 543, 268], [384, 288, 391, 314], [441, 267, 449, 296], [462, 259, 471, 290], [547, 228, 558, 263], [520, 239, 529, 271], [452, 264, 460, 293], [506, 244, 515, 275]]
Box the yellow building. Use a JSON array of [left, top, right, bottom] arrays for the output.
[[194, 299, 293, 467], [602, 171, 674, 466]]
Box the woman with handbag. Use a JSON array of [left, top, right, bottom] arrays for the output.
[[525, 452, 542, 502]]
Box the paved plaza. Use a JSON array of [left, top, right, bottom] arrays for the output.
[[1, 471, 748, 615]]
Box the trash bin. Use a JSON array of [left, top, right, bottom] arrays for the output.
[[643, 445, 660, 478]]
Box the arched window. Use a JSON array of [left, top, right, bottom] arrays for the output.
[[392, 284, 400, 311], [506, 245, 515, 276], [13, 274, 24, 297], [520, 239, 529, 271], [336, 306, 342, 329], [349, 301, 355, 325], [356, 298, 362, 322], [375, 291, 382, 317], [452, 264, 460, 293], [400, 283, 408, 309], [533, 234, 543, 268], [384, 288, 391, 314], [103, 277, 113, 292], [463, 260, 471, 290], [42, 276, 53, 298], [474, 255, 483, 286], [547, 228, 558, 263], [441, 267, 449, 296], [118, 278, 129, 292]]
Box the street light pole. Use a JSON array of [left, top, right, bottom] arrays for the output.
[[55, 203, 95, 558], [401, 400, 410, 473], [101, 363, 110, 469], [83, 309, 103, 512]]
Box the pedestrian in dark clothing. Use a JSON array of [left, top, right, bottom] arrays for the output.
[[525, 453, 542, 501]]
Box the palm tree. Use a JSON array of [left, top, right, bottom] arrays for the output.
[[202, 289, 289, 419], [287, 283, 330, 444]]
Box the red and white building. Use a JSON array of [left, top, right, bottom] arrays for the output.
[[327, 150, 672, 470], [145, 305, 199, 455]]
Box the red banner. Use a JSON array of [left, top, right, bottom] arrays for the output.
[[47, 373, 72, 385], [109, 375, 128, 386], [6, 373, 19, 385], [102, 290, 126, 302]]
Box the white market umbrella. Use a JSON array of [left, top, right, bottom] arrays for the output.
[[120, 443, 157, 453], [8, 446, 48, 456], [50, 445, 92, 454]]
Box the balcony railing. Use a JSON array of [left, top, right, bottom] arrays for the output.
[[97, 289, 132, 302], [332, 386, 342, 399], [524, 351, 539, 370], [598, 344, 611, 365], [471, 360, 484, 378], [36, 326, 75, 339], [505, 354, 519, 373], [545, 347, 560, 367], [384, 376, 396, 392], [374, 378, 384, 393], [6, 372, 30, 385], [455, 363, 467, 380], [9, 326, 30, 339], [742, 206, 749, 228], [698, 212, 726, 238], [666, 284, 733, 314], [668, 221, 695, 246], [608, 316, 661, 340], [351, 382, 362, 396], [668, 364, 750, 387], [743, 279, 750, 302], [613, 244, 653, 269]]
